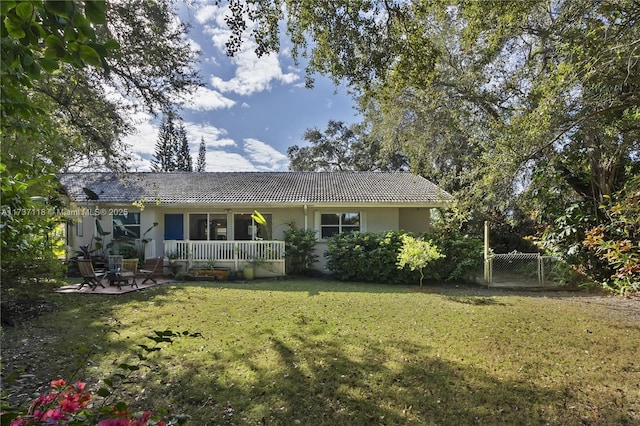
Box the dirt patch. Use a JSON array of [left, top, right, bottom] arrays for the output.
[[1, 299, 59, 327], [417, 282, 640, 323]]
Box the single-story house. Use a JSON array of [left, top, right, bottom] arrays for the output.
[[58, 171, 453, 277]]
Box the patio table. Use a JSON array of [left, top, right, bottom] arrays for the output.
[[107, 268, 129, 289]]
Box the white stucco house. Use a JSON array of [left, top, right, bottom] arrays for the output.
[[58, 171, 453, 277]]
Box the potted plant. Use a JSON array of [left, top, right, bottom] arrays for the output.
[[189, 259, 230, 280], [164, 250, 184, 276], [243, 257, 268, 280], [243, 260, 255, 280]]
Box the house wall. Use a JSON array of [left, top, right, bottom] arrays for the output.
[[68, 204, 434, 274], [399, 207, 432, 233]]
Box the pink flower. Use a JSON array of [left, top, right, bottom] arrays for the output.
[[59, 396, 80, 413], [50, 379, 66, 389]]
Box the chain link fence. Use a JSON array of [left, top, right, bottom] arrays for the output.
[[486, 253, 563, 288]]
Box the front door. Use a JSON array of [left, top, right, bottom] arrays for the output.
[[164, 214, 184, 240]]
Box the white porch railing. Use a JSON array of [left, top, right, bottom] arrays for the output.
[[163, 240, 285, 275]]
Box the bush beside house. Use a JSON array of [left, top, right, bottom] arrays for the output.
[[325, 230, 482, 285]]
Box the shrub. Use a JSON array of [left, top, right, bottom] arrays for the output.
[[396, 235, 444, 286], [583, 176, 640, 294], [283, 224, 319, 275], [325, 231, 420, 284], [421, 227, 484, 282], [325, 226, 483, 285]]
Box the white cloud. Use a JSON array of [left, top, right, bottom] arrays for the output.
[[210, 50, 299, 95], [122, 111, 157, 157], [184, 122, 236, 148], [194, 4, 220, 24], [205, 150, 258, 171], [196, 3, 300, 96], [243, 138, 288, 170], [181, 86, 236, 111]]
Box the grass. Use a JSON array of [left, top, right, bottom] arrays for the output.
[[2, 279, 639, 425]]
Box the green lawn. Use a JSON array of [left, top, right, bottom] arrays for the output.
[[2, 280, 639, 425]]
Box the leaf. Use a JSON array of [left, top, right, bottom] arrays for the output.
[[103, 38, 120, 50], [4, 15, 26, 39], [44, 35, 66, 59], [78, 44, 101, 66], [15, 2, 34, 22], [20, 53, 33, 66], [97, 387, 111, 397], [44, 0, 71, 19], [38, 57, 59, 72], [252, 210, 267, 226], [85, 0, 107, 24], [0, 1, 17, 15]]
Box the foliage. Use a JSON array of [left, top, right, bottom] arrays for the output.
[[324, 219, 482, 285], [287, 120, 406, 172], [115, 222, 159, 262], [2, 0, 200, 173], [583, 176, 640, 294], [216, 0, 639, 292], [251, 210, 271, 240], [196, 137, 206, 172], [1, 0, 114, 120], [175, 122, 193, 172], [152, 112, 192, 172], [325, 231, 420, 284], [2, 329, 199, 425], [283, 223, 318, 275], [1, 0, 200, 291], [396, 235, 444, 286], [422, 213, 485, 282], [0, 163, 64, 288], [93, 219, 112, 260]]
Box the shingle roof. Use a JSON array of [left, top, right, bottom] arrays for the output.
[[58, 172, 453, 206]]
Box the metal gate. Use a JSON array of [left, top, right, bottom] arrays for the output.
[[486, 253, 562, 288]]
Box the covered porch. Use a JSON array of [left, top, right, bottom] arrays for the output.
[[163, 240, 286, 277]]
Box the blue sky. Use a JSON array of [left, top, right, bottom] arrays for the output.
[[124, 1, 360, 172]]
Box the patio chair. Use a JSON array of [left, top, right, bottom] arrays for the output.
[[139, 257, 163, 285], [78, 259, 106, 290], [120, 258, 139, 289], [107, 255, 123, 271]]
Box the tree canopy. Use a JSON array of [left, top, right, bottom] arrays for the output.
[[221, 0, 639, 290], [288, 120, 406, 172], [1, 0, 201, 174], [1, 0, 201, 287]]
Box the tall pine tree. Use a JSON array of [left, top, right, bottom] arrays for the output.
[[151, 112, 177, 172], [152, 112, 192, 171], [197, 137, 207, 172], [175, 122, 193, 171]]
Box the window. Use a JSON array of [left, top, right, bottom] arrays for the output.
[[234, 213, 272, 240], [189, 213, 227, 240], [320, 213, 360, 239], [113, 213, 140, 239]]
